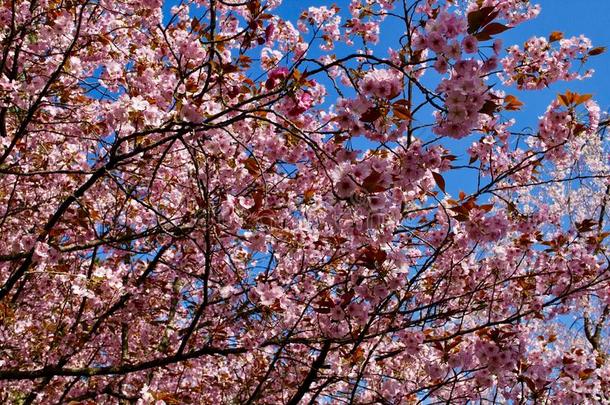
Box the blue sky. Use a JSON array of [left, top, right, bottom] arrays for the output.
[[283, 0, 610, 174], [501, 0, 610, 128], [160, 0, 610, 197], [162, 0, 610, 126], [277, 0, 610, 122]]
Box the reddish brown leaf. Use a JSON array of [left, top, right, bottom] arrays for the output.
[[588, 46, 606, 56], [479, 204, 494, 212], [476, 22, 510, 40], [303, 189, 315, 203], [340, 290, 355, 307], [360, 107, 382, 122], [242, 157, 260, 175], [479, 100, 497, 116], [549, 31, 564, 42], [315, 296, 335, 308], [576, 218, 596, 232], [191, 19, 201, 32], [452, 213, 470, 222], [467, 6, 497, 34], [362, 170, 386, 193], [575, 93, 593, 105], [504, 95, 524, 110], [431, 172, 446, 193], [557, 93, 571, 106], [392, 104, 411, 121]]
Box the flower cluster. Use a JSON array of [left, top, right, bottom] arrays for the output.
[[434, 60, 489, 138], [1, 0, 609, 403], [501, 35, 595, 89], [360, 68, 403, 99]]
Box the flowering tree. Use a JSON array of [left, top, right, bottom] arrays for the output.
[[1, 0, 609, 403]]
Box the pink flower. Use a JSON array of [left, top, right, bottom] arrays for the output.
[[330, 305, 345, 321], [444, 41, 462, 60], [368, 195, 385, 210], [361, 69, 402, 99], [372, 283, 388, 299], [288, 91, 313, 116], [335, 176, 356, 199], [265, 67, 290, 90], [427, 32, 446, 53], [412, 32, 428, 50], [346, 302, 369, 324], [462, 35, 478, 54], [255, 283, 284, 306], [483, 56, 498, 72], [434, 57, 449, 74], [493, 39, 503, 55]]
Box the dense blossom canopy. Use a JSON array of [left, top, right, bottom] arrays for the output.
[[0, 0, 609, 403]]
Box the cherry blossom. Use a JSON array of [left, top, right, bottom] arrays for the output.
[[0, 0, 608, 403]]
